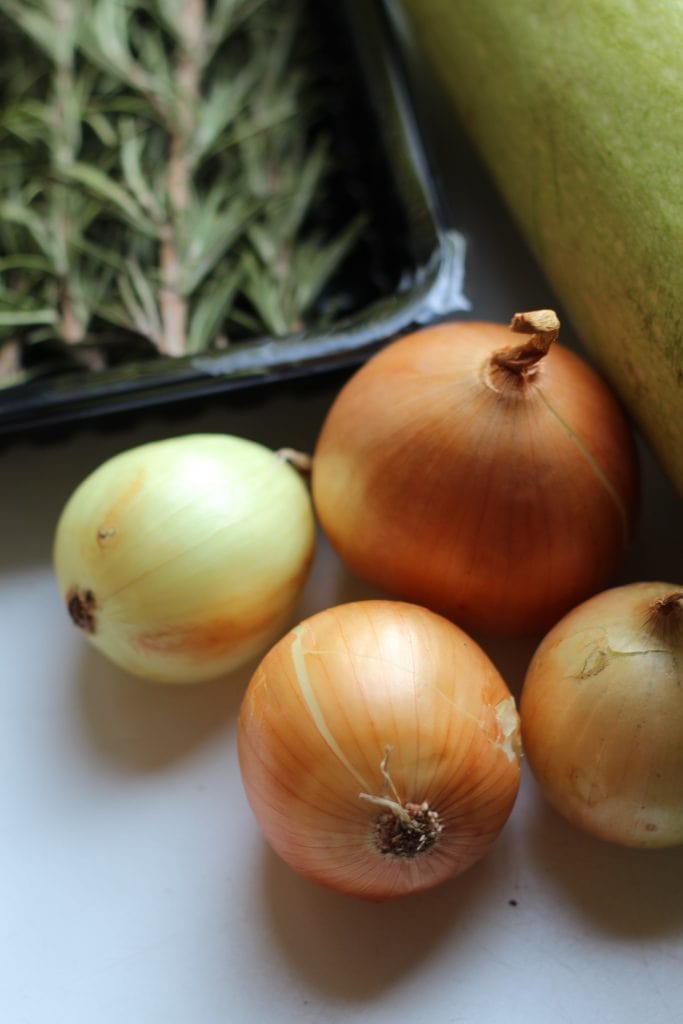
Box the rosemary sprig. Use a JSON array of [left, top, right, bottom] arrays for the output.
[[0, 0, 365, 374]]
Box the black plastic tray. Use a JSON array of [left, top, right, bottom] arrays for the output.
[[0, 0, 468, 440]]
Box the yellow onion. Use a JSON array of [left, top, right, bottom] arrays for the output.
[[237, 599, 521, 901], [311, 311, 639, 636], [53, 434, 315, 684], [520, 582, 683, 847]]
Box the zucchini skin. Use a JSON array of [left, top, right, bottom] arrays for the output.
[[397, 0, 683, 495]]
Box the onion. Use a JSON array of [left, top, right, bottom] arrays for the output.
[[53, 434, 315, 684], [237, 599, 521, 901], [520, 582, 683, 847], [311, 311, 639, 636]]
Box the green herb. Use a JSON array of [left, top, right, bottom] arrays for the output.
[[0, 0, 365, 377]]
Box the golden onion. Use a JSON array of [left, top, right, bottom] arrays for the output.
[[521, 581, 683, 847], [238, 599, 521, 900], [312, 311, 639, 637]]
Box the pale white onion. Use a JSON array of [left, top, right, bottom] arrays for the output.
[[53, 434, 315, 683]]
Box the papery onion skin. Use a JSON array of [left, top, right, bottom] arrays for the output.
[[520, 581, 683, 847], [237, 599, 521, 901], [311, 315, 639, 637], [53, 434, 315, 684]]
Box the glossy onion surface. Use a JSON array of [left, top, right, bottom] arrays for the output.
[[238, 600, 521, 900], [312, 319, 639, 636]]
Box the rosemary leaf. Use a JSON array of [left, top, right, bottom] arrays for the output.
[[206, 0, 270, 57], [118, 119, 166, 223], [0, 0, 75, 64], [115, 258, 163, 343], [186, 266, 243, 355], [178, 190, 256, 295], [193, 67, 256, 162], [240, 250, 294, 337], [81, 0, 158, 103], [292, 216, 368, 318], [63, 162, 161, 237], [0, 309, 57, 327], [0, 199, 54, 261], [0, 254, 53, 274]]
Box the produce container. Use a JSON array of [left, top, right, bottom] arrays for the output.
[[0, 0, 468, 440]]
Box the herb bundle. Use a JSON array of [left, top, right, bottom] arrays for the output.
[[0, 0, 365, 382]]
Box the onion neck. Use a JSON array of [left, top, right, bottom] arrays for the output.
[[648, 591, 683, 639], [275, 447, 313, 475], [487, 309, 560, 391]]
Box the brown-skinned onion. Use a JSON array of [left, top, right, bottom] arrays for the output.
[[237, 599, 521, 901], [311, 311, 639, 636], [520, 582, 683, 847]]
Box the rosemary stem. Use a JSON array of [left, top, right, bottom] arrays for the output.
[[50, 0, 86, 345], [158, 0, 206, 357]]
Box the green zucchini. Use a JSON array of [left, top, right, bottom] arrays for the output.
[[397, 0, 683, 495]]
